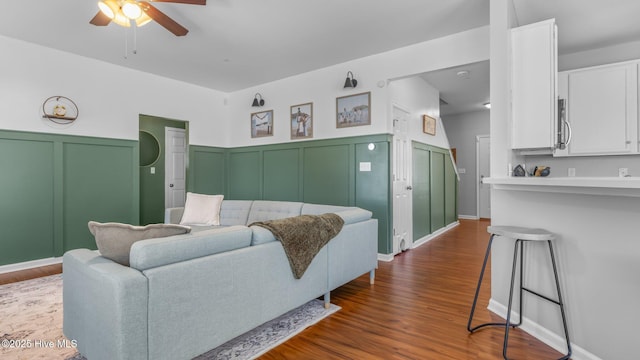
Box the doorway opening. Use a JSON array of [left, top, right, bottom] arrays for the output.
[[139, 114, 189, 225]]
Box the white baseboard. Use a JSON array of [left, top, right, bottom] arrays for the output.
[[377, 253, 394, 262], [458, 214, 479, 220], [412, 221, 460, 249], [0, 257, 62, 274], [487, 299, 603, 360], [378, 221, 461, 262]]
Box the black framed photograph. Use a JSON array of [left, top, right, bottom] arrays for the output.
[[336, 92, 371, 128], [251, 110, 274, 138], [290, 103, 313, 139]]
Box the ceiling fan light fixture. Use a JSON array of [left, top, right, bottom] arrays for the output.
[[112, 11, 132, 27], [122, 2, 143, 19], [97, 0, 117, 19], [135, 12, 153, 27]]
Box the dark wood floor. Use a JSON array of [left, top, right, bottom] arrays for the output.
[[263, 219, 562, 359], [1, 219, 562, 359]]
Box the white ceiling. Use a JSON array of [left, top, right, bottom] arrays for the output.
[[0, 0, 489, 92], [425, 0, 640, 116], [2, 1, 639, 115]]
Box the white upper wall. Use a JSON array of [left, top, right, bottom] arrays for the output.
[[389, 76, 450, 149], [0, 35, 228, 146], [225, 26, 489, 148], [1, 25, 489, 148]]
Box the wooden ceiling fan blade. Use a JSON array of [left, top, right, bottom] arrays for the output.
[[148, 0, 206, 5], [140, 2, 189, 36], [89, 11, 112, 26]]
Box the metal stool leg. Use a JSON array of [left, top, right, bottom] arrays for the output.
[[468, 234, 506, 332], [547, 240, 573, 360], [503, 239, 522, 359]]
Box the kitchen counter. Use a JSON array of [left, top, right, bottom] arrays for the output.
[[484, 176, 640, 197]]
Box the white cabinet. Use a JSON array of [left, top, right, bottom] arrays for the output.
[[511, 19, 557, 151], [555, 62, 638, 156]]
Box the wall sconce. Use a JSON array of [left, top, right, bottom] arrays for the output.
[[343, 71, 358, 88], [251, 93, 265, 107]]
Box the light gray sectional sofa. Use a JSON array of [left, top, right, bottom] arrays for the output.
[[63, 200, 378, 360]]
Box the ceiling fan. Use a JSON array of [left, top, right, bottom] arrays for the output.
[[90, 0, 206, 36]]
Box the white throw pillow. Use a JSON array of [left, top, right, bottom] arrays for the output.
[[180, 192, 224, 226]]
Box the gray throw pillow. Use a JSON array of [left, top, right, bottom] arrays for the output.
[[88, 221, 191, 266]]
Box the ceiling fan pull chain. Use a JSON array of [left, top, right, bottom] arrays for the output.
[[124, 25, 128, 59], [133, 22, 138, 55]]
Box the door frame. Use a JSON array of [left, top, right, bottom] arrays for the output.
[[476, 134, 490, 219]]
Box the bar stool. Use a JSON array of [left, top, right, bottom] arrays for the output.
[[467, 226, 572, 360]]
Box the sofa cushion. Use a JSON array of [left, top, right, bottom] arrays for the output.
[[129, 225, 252, 271], [88, 221, 191, 266], [219, 200, 254, 226], [246, 200, 303, 224], [180, 192, 224, 226]]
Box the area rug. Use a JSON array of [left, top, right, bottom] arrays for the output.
[[0, 274, 339, 360]]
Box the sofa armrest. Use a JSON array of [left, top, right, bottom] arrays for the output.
[[335, 208, 373, 225], [63, 249, 148, 360], [165, 207, 184, 224]]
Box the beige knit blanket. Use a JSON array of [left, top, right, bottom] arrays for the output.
[[250, 213, 344, 279]]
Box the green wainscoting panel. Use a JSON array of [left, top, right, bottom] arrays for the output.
[[263, 148, 300, 201], [430, 151, 446, 232], [355, 141, 392, 254], [189, 146, 226, 196], [0, 138, 55, 265], [63, 142, 138, 251], [187, 135, 392, 254], [412, 144, 431, 241], [228, 151, 261, 200], [303, 145, 351, 206], [444, 155, 457, 225], [0, 130, 138, 265]]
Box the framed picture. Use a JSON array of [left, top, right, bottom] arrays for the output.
[[290, 102, 313, 139], [251, 110, 274, 138], [423, 114, 436, 135], [336, 92, 371, 128]]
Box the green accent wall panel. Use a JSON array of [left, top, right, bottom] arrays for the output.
[[355, 142, 391, 254], [0, 138, 55, 265], [263, 149, 300, 201], [0, 130, 138, 265], [228, 151, 261, 200], [444, 155, 457, 226], [189, 146, 226, 196], [63, 142, 138, 251], [430, 151, 446, 232], [412, 145, 431, 241], [303, 145, 350, 206]]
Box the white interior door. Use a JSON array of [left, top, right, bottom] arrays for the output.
[[392, 106, 412, 254], [165, 127, 186, 209], [477, 135, 491, 219]]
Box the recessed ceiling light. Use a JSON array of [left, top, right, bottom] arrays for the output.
[[456, 70, 470, 78]]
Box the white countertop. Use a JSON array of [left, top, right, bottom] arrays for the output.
[[484, 176, 640, 197]]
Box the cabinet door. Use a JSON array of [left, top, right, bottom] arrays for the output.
[[511, 19, 557, 150], [565, 63, 638, 155]]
